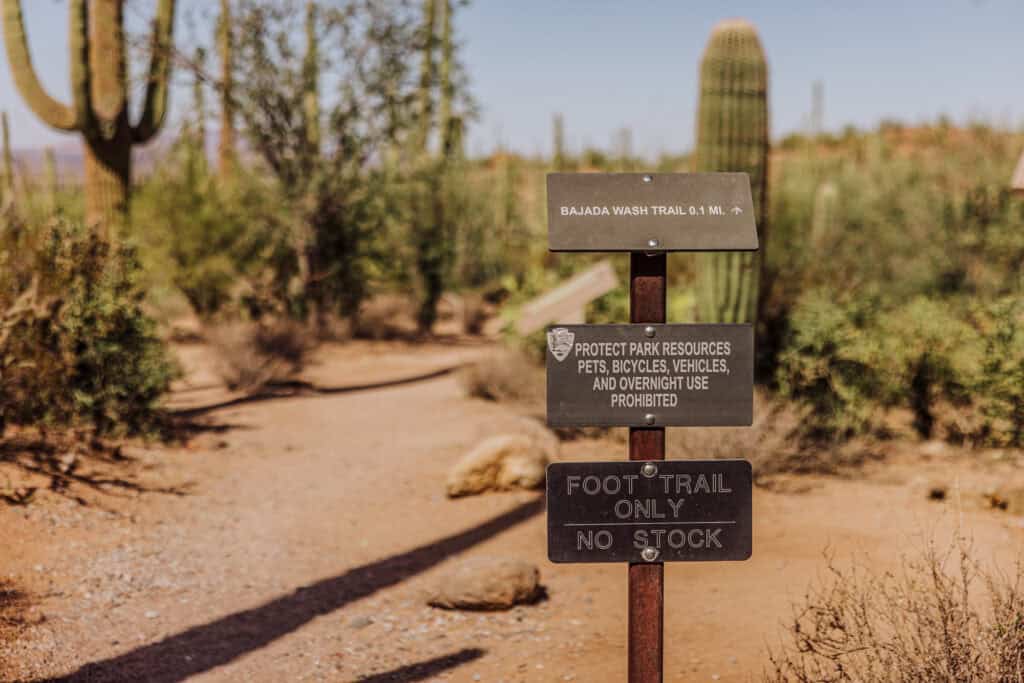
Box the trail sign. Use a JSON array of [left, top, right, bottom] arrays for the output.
[[546, 323, 753, 428], [547, 173, 758, 252], [547, 460, 752, 563], [542, 170, 760, 682]]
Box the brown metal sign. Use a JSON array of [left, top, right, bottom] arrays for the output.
[[547, 173, 758, 252], [546, 324, 753, 428], [547, 460, 752, 563]]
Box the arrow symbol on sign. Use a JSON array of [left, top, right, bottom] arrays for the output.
[[731, 206, 743, 215]]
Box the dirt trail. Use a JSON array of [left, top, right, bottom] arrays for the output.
[[2, 341, 1024, 682]]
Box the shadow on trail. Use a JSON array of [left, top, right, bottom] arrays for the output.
[[0, 436, 202, 509], [172, 365, 464, 419], [0, 579, 30, 626], [356, 648, 485, 682], [38, 497, 542, 683]]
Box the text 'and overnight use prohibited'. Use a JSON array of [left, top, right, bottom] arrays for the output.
[[546, 324, 753, 428], [547, 460, 752, 563]]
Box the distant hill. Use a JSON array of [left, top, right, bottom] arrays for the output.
[[9, 129, 207, 181], [10, 143, 84, 180]]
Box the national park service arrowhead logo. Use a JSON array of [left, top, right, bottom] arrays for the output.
[[547, 327, 575, 362]]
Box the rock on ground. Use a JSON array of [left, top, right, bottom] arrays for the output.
[[987, 487, 1024, 513], [446, 431, 554, 497], [513, 417, 561, 459], [427, 557, 541, 611]]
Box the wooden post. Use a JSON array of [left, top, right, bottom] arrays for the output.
[[628, 251, 666, 682]]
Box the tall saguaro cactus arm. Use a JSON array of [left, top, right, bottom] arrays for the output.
[[2, 0, 81, 130], [415, 0, 437, 155], [88, 0, 126, 129], [217, 0, 236, 178], [302, 0, 320, 154], [438, 0, 455, 158], [134, 0, 176, 144], [69, 0, 92, 134]]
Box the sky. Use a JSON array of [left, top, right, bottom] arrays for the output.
[[1, 0, 1022, 159]]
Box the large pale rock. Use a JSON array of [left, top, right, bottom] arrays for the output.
[[514, 417, 561, 460], [428, 557, 541, 611], [446, 433, 550, 497]]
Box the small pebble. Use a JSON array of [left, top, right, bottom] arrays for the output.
[[349, 616, 374, 629], [144, 610, 159, 619]]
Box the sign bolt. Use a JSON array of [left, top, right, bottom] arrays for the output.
[[644, 325, 656, 338], [641, 547, 659, 562], [641, 462, 658, 478], [644, 413, 656, 426], [647, 238, 660, 249]]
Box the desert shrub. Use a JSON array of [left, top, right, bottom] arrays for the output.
[[232, 0, 427, 329], [878, 298, 980, 439], [776, 289, 1000, 444], [133, 142, 295, 320], [766, 540, 1024, 682], [765, 128, 1024, 334], [461, 293, 490, 335], [459, 349, 542, 405], [775, 290, 889, 442], [0, 218, 177, 436], [351, 294, 419, 340], [970, 299, 1024, 447], [206, 319, 313, 392]]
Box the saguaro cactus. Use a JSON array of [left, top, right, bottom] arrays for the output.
[[43, 147, 58, 211], [414, 0, 437, 157], [552, 113, 566, 171], [1, 112, 13, 201], [2, 0, 176, 229], [810, 180, 839, 249], [694, 19, 769, 324], [438, 0, 462, 160], [192, 47, 207, 146], [303, 0, 320, 155], [217, 0, 236, 180]]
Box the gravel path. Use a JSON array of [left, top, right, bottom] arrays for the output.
[[3, 341, 1023, 682]]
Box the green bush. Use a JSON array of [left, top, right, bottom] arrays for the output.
[[877, 298, 979, 438], [775, 290, 888, 442], [971, 299, 1024, 447], [133, 142, 295, 321], [777, 290, 1024, 445], [0, 217, 177, 436]]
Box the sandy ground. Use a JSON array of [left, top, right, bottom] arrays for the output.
[[2, 340, 1024, 682]]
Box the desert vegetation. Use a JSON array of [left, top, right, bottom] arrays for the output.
[[1, 3, 1023, 680], [0, 0, 1022, 528], [767, 538, 1024, 682]]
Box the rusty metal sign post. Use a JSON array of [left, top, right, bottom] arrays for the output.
[[544, 173, 758, 682], [628, 249, 667, 682]]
